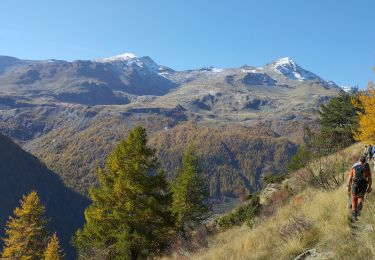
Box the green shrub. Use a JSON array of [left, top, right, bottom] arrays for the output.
[[216, 194, 260, 230], [263, 173, 287, 185]]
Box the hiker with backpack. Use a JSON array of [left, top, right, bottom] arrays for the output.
[[368, 145, 373, 161], [347, 156, 372, 221]]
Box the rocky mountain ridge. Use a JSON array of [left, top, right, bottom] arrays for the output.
[[0, 53, 342, 197]]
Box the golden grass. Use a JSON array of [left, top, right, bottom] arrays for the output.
[[190, 143, 375, 260]]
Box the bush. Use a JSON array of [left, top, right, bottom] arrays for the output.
[[263, 173, 287, 185], [216, 194, 260, 230], [287, 145, 311, 172]]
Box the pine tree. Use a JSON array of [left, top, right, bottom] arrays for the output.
[[172, 144, 211, 236], [317, 89, 359, 150], [1, 191, 49, 259], [73, 126, 174, 260]]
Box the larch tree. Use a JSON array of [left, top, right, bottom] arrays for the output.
[[73, 126, 174, 260], [353, 82, 375, 143], [172, 144, 211, 236], [1, 191, 49, 259], [44, 233, 64, 260]]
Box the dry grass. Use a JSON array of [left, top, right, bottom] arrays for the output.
[[186, 143, 375, 260]]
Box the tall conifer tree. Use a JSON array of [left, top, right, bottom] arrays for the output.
[[73, 126, 174, 260], [1, 191, 49, 259], [172, 144, 211, 235], [317, 89, 359, 149]]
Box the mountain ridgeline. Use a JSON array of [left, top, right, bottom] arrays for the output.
[[0, 53, 340, 197]]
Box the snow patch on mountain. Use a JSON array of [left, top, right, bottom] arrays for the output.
[[197, 67, 224, 73], [211, 67, 224, 73], [94, 53, 163, 73], [96, 53, 137, 62], [341, 85, 354, 92], [270, 57, 320, 82], [241, 68, 260, 73]]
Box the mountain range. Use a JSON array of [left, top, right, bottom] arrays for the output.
[[0, 53, 341, 197]]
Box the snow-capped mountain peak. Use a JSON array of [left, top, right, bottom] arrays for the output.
[[274, 57, 297, 67], [271, 57, 300, 75], [95, 52, 138, 63], [267, 57, 320, 82], [93, 53, 164, 72]]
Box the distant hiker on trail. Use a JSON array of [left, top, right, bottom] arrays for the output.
[[368, 145, 373, 161], [364, 145, 369, 158], [347, 156, 372, 221]]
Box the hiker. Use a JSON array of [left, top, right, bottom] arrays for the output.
[[372, 145, 375, 160], [347, 156, 372, 221], [368, 145, 373, 161], [364, 145, 369, 158]]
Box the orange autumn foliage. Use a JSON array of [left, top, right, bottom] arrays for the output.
[[352, 82, 375, 143]]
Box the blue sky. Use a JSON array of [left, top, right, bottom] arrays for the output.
[[0, 0, 374, 87]]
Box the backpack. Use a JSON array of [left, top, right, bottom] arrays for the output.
[[353, 163, 367, 185]]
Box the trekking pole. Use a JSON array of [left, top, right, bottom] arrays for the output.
[[364, 185, 370, 201]]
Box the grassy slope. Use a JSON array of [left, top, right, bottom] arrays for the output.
[[193, 143, 375, 260]]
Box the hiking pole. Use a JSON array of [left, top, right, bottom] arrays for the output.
[[364, 185, 371, 202]]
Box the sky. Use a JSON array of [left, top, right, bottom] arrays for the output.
[[0, 0, 374, 87]]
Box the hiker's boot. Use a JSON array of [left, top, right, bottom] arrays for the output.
[[357, 203, 363, 216], [352, 211, 358, 221]]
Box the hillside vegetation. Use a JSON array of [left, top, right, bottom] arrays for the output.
[[29, 120, 297, 198], [193, 144, 375, 260], [150, 123, 297, 197], [0, 134, 89, 259]]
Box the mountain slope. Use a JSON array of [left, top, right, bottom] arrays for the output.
[[23, 120, 297, 197], [193, 144, 375, 260], [0, 134, 89, 259], [149, 123, 297, 196], [0, 54, 177, 106], [0, 53, 341, 198]]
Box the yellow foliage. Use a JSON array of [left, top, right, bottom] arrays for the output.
[[1, 191, 48, 259], [353, 83, 375, 143], [44, 233, 64, 260]]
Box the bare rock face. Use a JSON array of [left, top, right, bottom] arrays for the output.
[[262, 183, 282, 200]]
